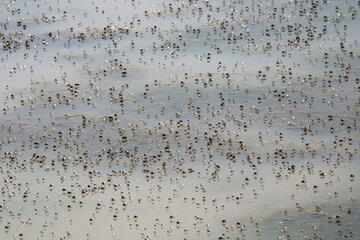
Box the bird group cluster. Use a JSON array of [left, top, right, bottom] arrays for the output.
[[0, 0, 359, 239]]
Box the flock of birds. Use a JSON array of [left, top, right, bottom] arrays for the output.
[[0, 0, 359, 239]]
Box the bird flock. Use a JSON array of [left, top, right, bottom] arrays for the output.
[[0, 0, 359, 239]]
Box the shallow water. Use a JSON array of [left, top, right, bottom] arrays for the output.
[[1, 0, 360, 239]]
